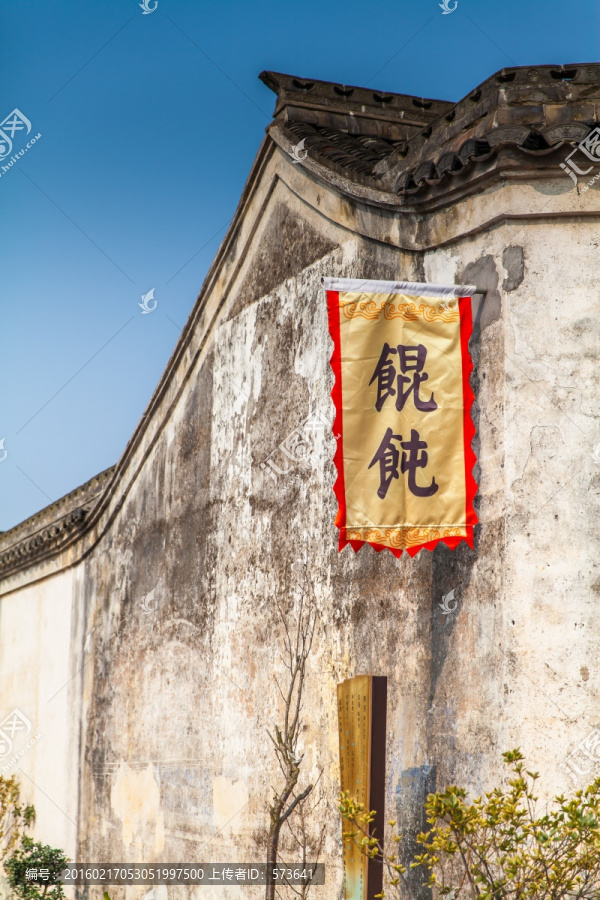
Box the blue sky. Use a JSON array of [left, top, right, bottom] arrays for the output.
[[1, 0, 598, 530]]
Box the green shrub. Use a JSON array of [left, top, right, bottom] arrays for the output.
[[0, 777, 35, 863], [339, 749, 600, 900], [5, 837, 69, 900]]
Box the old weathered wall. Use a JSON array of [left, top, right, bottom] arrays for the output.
[[1, 141, 600, 900], [0, 565, 83, 858], [74, 175, 505, 888], [75, 182, 434, 892], [424, 216, 600, 801]]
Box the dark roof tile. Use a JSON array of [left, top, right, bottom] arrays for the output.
[[263, 64, 600, 199]]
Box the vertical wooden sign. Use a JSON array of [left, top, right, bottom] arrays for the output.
[[338, 675, 387, 900]]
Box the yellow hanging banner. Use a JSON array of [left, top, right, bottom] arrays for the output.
[[324, 278, 478, 557]]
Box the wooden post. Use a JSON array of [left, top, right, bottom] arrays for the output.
[[338, 675, 388, 900]]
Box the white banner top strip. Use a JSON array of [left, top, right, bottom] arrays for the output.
[[322, 277, 478, 298]]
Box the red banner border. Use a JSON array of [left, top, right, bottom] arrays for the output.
[[326, 290, 478, 558]]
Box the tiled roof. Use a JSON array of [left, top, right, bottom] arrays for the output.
[[261, 65, 600, 198], [284, 121, 403, 177], [0, 467, 114, 577]]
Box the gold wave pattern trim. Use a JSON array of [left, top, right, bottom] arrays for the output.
[[340, 298, 459, 323], [346, 526, 465, 549]]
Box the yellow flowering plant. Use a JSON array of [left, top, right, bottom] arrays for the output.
[[338, 749, 600, 900]]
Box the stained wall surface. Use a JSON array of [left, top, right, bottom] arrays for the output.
[[1, 138, 599, 900]]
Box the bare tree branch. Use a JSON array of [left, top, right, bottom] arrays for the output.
[[266, 574, 319, 900]]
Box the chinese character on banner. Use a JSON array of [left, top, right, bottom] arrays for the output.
[[324, 277, 478, 557]]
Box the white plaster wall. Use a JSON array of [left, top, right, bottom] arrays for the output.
[[424, 217, 600, 800], [0, 565, 83, 859], [502, 223, 600, 795]]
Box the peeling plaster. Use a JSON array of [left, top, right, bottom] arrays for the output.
[[111, 763, 165, 852], [212, 776, 249, 834]]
